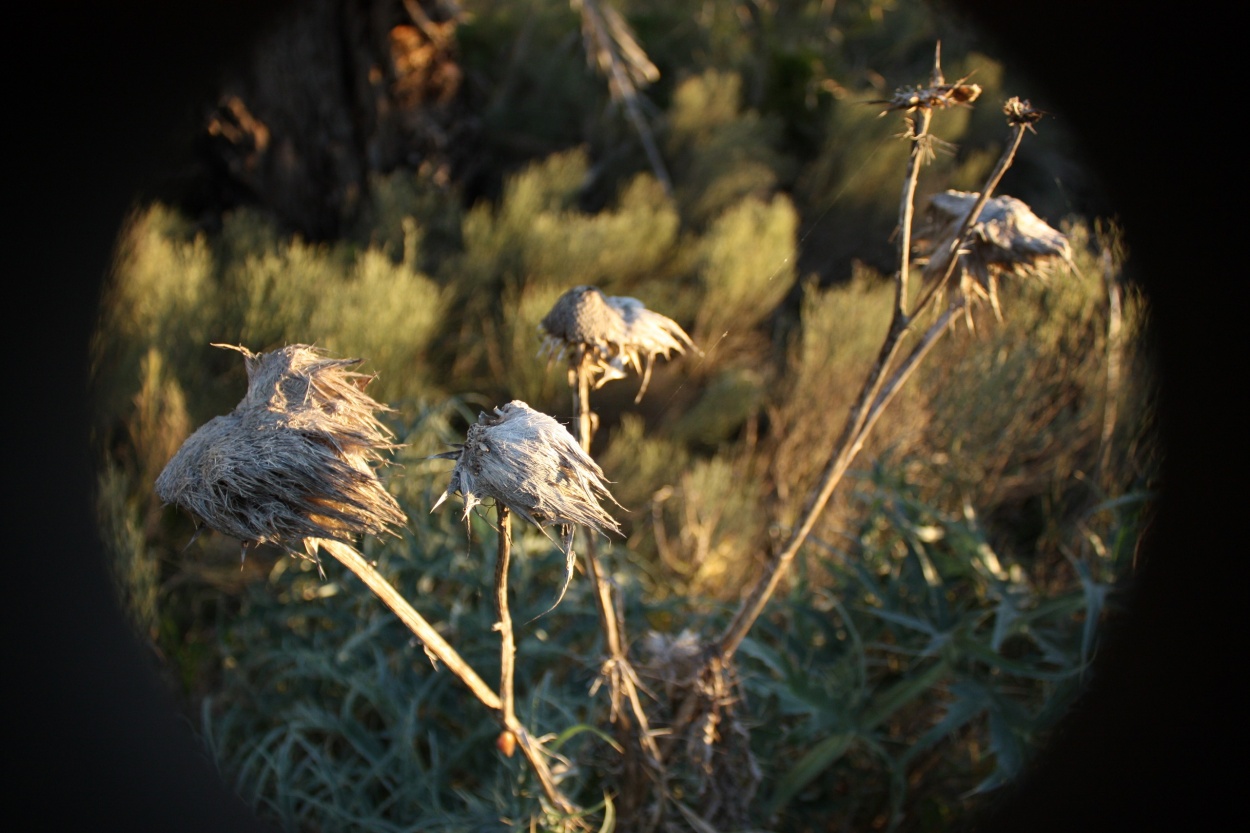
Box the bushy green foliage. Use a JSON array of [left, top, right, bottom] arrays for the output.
[[770, 266, 902, 514], [693, 193, 798, 343], [201, 509, 610, 832], [665, 69, 791, 229], [736, 458, 1138, 829]]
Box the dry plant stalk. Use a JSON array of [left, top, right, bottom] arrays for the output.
[[631, 49, 1070, 829], [433, 399, 628, 817], [718, 80, 1057, 664], [570, 0, 672, 196], [539, 286, 697, 823]]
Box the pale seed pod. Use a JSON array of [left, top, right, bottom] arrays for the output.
[[538, 285, 697, 400], [154, 343, 407, 568], [432, 400, 623, 610], [919, 190, 1073, 321]]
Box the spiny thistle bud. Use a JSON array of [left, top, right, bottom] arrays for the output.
[[1003, 96, 1044, 130], [432, 400, 623, 608], [154, 344, 407, 569], [918, 190, 1073, 320], [539, 285, 696, 401]]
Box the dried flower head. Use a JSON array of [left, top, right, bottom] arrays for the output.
[[539, 285, 696, 401], [918, 190, 1073, 320], [639, 629, 760, 826], [154, 344, 406, 568], [872, 44, 980, 116], [432, 400, 622, 608], [1003, 96, 1045, 130], [875, 80, 982, 115]]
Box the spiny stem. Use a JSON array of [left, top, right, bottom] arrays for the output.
[[911, 121, 1028, 315], [897, 108, 933, 315], [717, 97, 1030, 662], [572, 351, 625, 672], [571, 350, 666, 822]]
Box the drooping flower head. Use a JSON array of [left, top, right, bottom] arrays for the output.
[[539, 285, 696, 401], [919, 190, 1073, 320], [433, 400, 622, 608], [154, 343, 407, 567]]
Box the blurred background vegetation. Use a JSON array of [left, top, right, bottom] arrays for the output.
[[89, 0, 1155, 830]]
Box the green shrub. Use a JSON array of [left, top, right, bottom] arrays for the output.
[[693, 192, 798, 344]]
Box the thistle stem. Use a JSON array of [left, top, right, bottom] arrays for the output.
[[571, 350, 665, 821], [496, 506, 516, 724], [896, 108, 932, 315], [717, 102, 1030, 662], [315, 538, 501, 711], [571, 350, 627, 671], [493, 505, 579, 815], [911, 122, 1028, 315]]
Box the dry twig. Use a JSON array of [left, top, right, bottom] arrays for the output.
[[570, 0, 672, 196], [540, 286, 698, 825]]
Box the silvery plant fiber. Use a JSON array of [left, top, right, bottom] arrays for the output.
[[539, 285, 696, 400], [154, 343, 407, 566], [433, 400, 622, 608], [920, 190, 1073, 318]]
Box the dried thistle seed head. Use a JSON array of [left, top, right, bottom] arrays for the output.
[[154, 344, 407, 564], [918, 190, 1073, 320], [538, 285, 696, 400], [433, 400, 622, 541], [640, 628, 706, 694], [1003, 96, 1045, 130], [873, 79, 982, 115], [432, 400, 623, 612]]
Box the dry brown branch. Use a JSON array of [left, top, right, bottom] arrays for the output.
[[675, 66, 1065, 825], [539, 285, 695, 825], [316, 538, 502, 710], [629, 51, 1062, 827], [569, 348, 667, 826], [570, 0, 672, 196], [909, 97, 1046, 321], [714, 51, 1057, 679], [491, 505, 579, 817]]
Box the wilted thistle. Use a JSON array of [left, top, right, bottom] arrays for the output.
[[154, 343, 406, 568], [919, 189, 1073, 321], [156, 342, 511, 724], [538, 284, 696, 401], [433, 400, 622, 608]]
